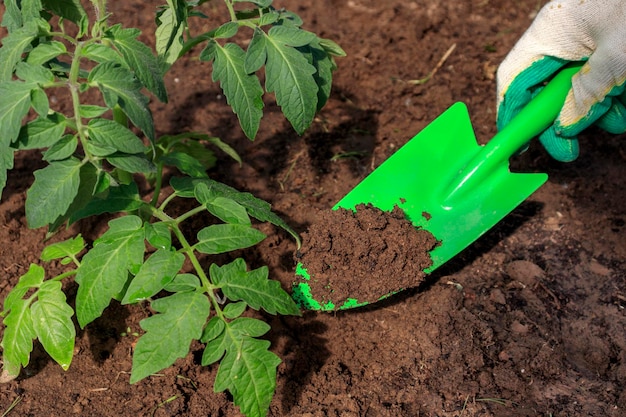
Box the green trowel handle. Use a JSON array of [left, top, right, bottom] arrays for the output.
[[443, 62, 584, 205]]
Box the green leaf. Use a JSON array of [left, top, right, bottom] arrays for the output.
[[155, 0, 188, 69], [30, 280, 75, 370], [264, 27, 318, 134], [14, 114, 66, 149], [88, 62, 155, 141], [209, 197, 251, 225], [87, 118, 147, 154], [26, 40, 67, 65], [106, 25, 168, 102], [223, 301, 247, 319], [14, 113, 66, 150], [298, 39, 335, 111], [0, 264, 44, 380], [201, 41, 263, 140], [16, 61, 54, 84], [276, 10, 303, 27], [144, 222, 172, 251], [164, 273, 201, 293], [319, 37, 347, 57], [201, 316, 225, 345], [1, 1, 23, 31], [75, 216, 145, 328], [69, 182, 145, 222], [195, 224, 265, 254], [0, 21, 39, 82], [244, 28, 267, 74], [40, 235, 84, 263], [268, 26, 316, 47], [211, 317, 279, 417], [160, 151, 208, 178], [42, 0, 87, 24], [25, 158, 82, 228], [122, 249, 185, 304], [18, 0, 43, 25], [201, 317, 269, 365], [1, 297, 36, 381], [214, 22, 239, 39], [171, 177, 301, 246], [211, 259, 300, 315], [30, 87, 50, 118], [130, 292, 210, 383], [81, 43, 125, 65], [0, 145, 14, 198], [78, 104, 108, 119], [234, 0, 272, 7], [48, 163, 104, 231], [84, 141, 116, 157], [0, 81, 38, 148], [106, 153, 156, 174], [3, 264, 45, 313], [204, 136, 241, 164], [195, 183, 250, 225], [42, 134, 77, 161], [169, 139, 217, 169], [258, 11, 279, 26]]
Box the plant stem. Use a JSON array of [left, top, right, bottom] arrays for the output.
[[175, 205, 206, 224], [158, 192, 178, 212], [51, 269, 78, 282], [149, 207, 222, 309], [150, 163, 164, 208], [47, 31, 78, 45], [68, 41, 94, 163], [223, 0, 237, 22]]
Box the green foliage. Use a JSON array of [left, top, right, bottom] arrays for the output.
[[0, 0, 342, 415]]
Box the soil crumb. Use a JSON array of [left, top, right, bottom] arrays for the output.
[[296, 203, 439, 307]]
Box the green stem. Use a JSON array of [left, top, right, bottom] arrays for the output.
[[150, 163, 164, 208], [51, 269, 78, 282], [158, 191, 178, 212], [48, 31, 78, 45], [150, 206, 225, 313], [175, 205, 206, 224], [92, 0, 108, 23], [68, 41, 94, 162], [223, 0, 237, 21]]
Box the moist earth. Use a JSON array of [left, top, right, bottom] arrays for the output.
[[1, 1, 626, 416], [296, 204, 438, 308]]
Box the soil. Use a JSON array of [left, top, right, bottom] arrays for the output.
[[2, 1, 626, 416], [296, 204, 438, 308]]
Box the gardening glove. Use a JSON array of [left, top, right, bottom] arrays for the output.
[[496, 0, 626, 162]]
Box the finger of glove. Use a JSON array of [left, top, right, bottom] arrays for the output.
[[557, 53, 626, 136], [496, 57, 566, 131], [538, 125, 579, 162], [595, 96, 626, 134]]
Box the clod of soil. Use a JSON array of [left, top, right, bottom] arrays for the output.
[[296, 203, 439, 306]]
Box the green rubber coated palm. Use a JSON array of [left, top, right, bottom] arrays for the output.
[[293, 64, 583, 311]]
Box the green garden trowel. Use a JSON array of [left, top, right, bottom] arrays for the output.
[[292, 63, 584, 311]]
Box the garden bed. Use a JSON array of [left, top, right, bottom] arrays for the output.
[[1, 0, 626, 416]]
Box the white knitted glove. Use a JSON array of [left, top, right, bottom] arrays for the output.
[[496, 0, 626, 161]]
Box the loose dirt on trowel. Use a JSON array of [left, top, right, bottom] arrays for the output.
[[296, 204, 439, 306]]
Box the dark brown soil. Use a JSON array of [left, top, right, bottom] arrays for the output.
[[2, 1, 626, 416], [296, 204, 438, 307]]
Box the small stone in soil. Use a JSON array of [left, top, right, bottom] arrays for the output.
[[295, 203, 439, 307]]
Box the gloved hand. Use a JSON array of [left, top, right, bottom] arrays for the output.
[[496, 0, 626, 162]]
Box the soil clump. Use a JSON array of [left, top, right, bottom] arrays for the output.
[[296, 204, 439, 306]]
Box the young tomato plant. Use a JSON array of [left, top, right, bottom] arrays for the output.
[[0, 1, 344, 416]]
